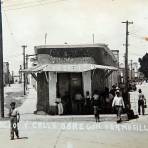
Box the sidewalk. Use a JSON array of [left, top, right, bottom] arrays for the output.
[[4, 83, 37, 117], [20, 114, 128, 122]]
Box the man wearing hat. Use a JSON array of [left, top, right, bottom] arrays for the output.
[[112, 90, 125, 123], [9, 102, 20, 140]]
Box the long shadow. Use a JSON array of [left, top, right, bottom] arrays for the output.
[[17, 137, 28, 140]]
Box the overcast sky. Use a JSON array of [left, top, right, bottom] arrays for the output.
[[2, 0, 148, 74]]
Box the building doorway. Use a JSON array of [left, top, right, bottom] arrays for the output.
[[57, 73, 83, 114]]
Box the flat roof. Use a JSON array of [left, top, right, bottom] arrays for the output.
[[35, 43, 108, 49], [34, 43, 118, 62]]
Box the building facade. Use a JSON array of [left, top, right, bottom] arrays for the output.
[[3, 62, 10, 86], [24, 44, 118, 115]]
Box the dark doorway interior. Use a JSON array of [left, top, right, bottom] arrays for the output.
[[57, 73, 83, 114]]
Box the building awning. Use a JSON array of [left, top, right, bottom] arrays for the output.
[[22, 64, 118, 73], [22, 64, 48, 73]]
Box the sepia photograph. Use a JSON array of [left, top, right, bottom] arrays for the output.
[[0, 0, 148, 148]]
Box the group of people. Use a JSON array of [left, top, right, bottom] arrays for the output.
[[55, 85, 128, 120], [92, 86, 126, 123], [8, 86, 147, 140]]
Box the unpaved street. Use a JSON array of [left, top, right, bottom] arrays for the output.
[[0, 83, 148, 148]]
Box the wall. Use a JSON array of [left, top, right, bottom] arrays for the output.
[[36, 47, 117, 67], [37, 72, 49, 113], [91, 69, 106, 93], [48, 72, 57, 114]]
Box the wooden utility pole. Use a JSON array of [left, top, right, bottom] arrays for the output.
[[122, 20, 133, 91], [19, 65, 22, 83], [22, 45, 27, 95], [11, 71, 14, 83], [0, 0, 4, 118], [130, 60, 133, 81], [26, 54, 29, 85]]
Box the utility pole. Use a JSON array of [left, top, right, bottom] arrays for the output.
[[22, 45, 27, 95], [130, 60, 133, 81], [19, 65, 22, 83], [26, 54, 29, 86], [122, 20, 133, 92], [11, 71, 14, 83], [0, 0, 4, 118]]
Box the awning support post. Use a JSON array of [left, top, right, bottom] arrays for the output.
[[31, 73, 37, 81], [105, 70, 113, 78], [45, 72, 49, 83]]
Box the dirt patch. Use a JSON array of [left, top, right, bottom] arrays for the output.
[[5, 91, 26, 109]]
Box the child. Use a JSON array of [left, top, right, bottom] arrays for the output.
[[9, 102, 20, 140], [93, 106, 100, 122]]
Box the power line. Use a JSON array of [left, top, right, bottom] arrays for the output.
[[3, 0, 45, 7], [3, 0, 68, 11], [3, 10, 20, 47]]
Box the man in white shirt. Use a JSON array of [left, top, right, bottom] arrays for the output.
[[112, 90, 125, 123]]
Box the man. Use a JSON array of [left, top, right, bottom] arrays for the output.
[[112, 90, 125, 123], [110, 85, 117, 97], [84, 91, 91, 114], [138, 89, 146, 115], [9, 102, 20, 140], [75, 91, 83, 114], [92, 90, 100, 122]]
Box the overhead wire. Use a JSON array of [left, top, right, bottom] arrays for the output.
[[2, 0, 68, 11], [3, 0, 48, 7], [3, 7, 36, 59]]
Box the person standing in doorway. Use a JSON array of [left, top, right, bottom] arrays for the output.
[[84, 91, 91, 114], [9, 102, 20, 140], [112, 90, 125, 123], [138, 89, 146, 115], [75, 91, 83, 114]]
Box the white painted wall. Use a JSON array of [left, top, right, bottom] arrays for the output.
[[48, 72, 57, 106]]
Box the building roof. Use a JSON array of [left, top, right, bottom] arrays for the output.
[[35, 43, 117, 63], [35, 44, 107, 49]]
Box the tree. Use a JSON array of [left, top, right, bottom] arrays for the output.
[[139, 53, 148, 78]]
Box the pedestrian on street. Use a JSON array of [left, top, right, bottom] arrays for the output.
[[138, 89, 146, 115], [92, 90, 100, 122], [9, 102, 20, 140], [93, 106, 100, 122], [112, 90, 125, 123]]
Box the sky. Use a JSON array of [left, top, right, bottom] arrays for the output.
[[2, 0, 148, 74]]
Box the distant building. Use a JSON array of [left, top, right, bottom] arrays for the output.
[[3, 62, 10, 86], [119, 62, 140, 83], [13, 75, 20, 83], [23, 44, 119, 115]]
